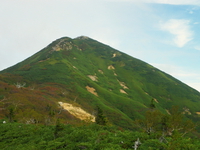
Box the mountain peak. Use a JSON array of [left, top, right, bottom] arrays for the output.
[[74, 36, 90, 40], [1, 36, 200, 129], [50, 37, 73, 52], [48, 36, 91, 52]]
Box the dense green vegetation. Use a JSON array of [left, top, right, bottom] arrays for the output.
[[0, 118, 200, 150]]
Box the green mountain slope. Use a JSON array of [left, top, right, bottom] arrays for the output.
[[0, 36, 200, 128]]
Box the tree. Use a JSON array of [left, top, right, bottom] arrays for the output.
[[45, 104, 56, 125], [135, 105, 195, 138], [149, 98, 156, 110], [54, 118, 64, 139], [7, 106, 15, 122], [135, 109, 162, 135], [14, 82, 26, 88], [95, 106, 108, 126], [165, 106, 195, 137]]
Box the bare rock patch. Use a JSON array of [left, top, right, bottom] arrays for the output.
[[58, 102, 95, 122], [98, 70, 104, 74], [86, 86, 98, 96], [118, 80, 128, 89], [108, 65, 115, 70], [120, 89, 127, 94], [87, 75, 98, 81]]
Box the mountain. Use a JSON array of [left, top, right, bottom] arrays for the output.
[[0, 36, 200, 129]]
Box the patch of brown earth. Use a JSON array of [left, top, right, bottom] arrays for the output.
[[154, 99, 159, 103], [98, 70, 104, 74], [196, 112, 200, 115], [73, 66, 77, 69], [87, 75, 98, 81], [118, 80, 128, 89], [112, 53, 117, 58], [108, 65, 115, 70], [58, 102, 95, 122], [120, 89, 127, 94], [166, 109, 171, 115], [86, 86, 98, 96], [38, 58, 50, 63]]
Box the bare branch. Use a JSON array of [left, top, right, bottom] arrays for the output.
[[0, 96, 8, 102], [14, 82, 26, 88], [74, 95, 78, 102]]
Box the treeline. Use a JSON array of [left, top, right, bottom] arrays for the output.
[[0, 116, 200, 150]]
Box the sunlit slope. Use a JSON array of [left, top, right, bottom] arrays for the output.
[[1, 36, 200, 128]]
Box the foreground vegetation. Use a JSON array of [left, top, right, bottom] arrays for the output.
[[1, 105, 200, 150], [0, 121, 200, 150]]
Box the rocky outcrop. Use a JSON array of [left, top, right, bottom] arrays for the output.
[[58, 102, 95, 122]]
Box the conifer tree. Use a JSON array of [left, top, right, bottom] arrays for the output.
[[54, 118, 64, 139], [8, 107, 15, 122], [95, 106, 108, 125], [149, 98, 156, 110]]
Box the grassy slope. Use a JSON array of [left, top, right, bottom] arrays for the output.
[[0, 36, 200, 128]]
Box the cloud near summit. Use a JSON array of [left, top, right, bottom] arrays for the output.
[[159, 19, 193, 47], [115, 0, 200, 5], [145, 0, 200, 5]]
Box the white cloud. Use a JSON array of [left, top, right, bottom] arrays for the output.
[[189, 10, 194, 14], [160, 19, 193, 47], [115, 0, 200, 5], [145, 0, 200, 5], [194, 46, 200, 51]]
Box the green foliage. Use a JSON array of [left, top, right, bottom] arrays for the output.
[[134, 104, 197, 150], [7, 106, 15, 122], [95, 106, 108, 126], [149, 99, 156, 110], [139, 139, 167, 150], [0, 122, 199, 150], [54, 118, 64, 139]]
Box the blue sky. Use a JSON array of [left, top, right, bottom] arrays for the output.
[[0, 0, 200, 91]]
